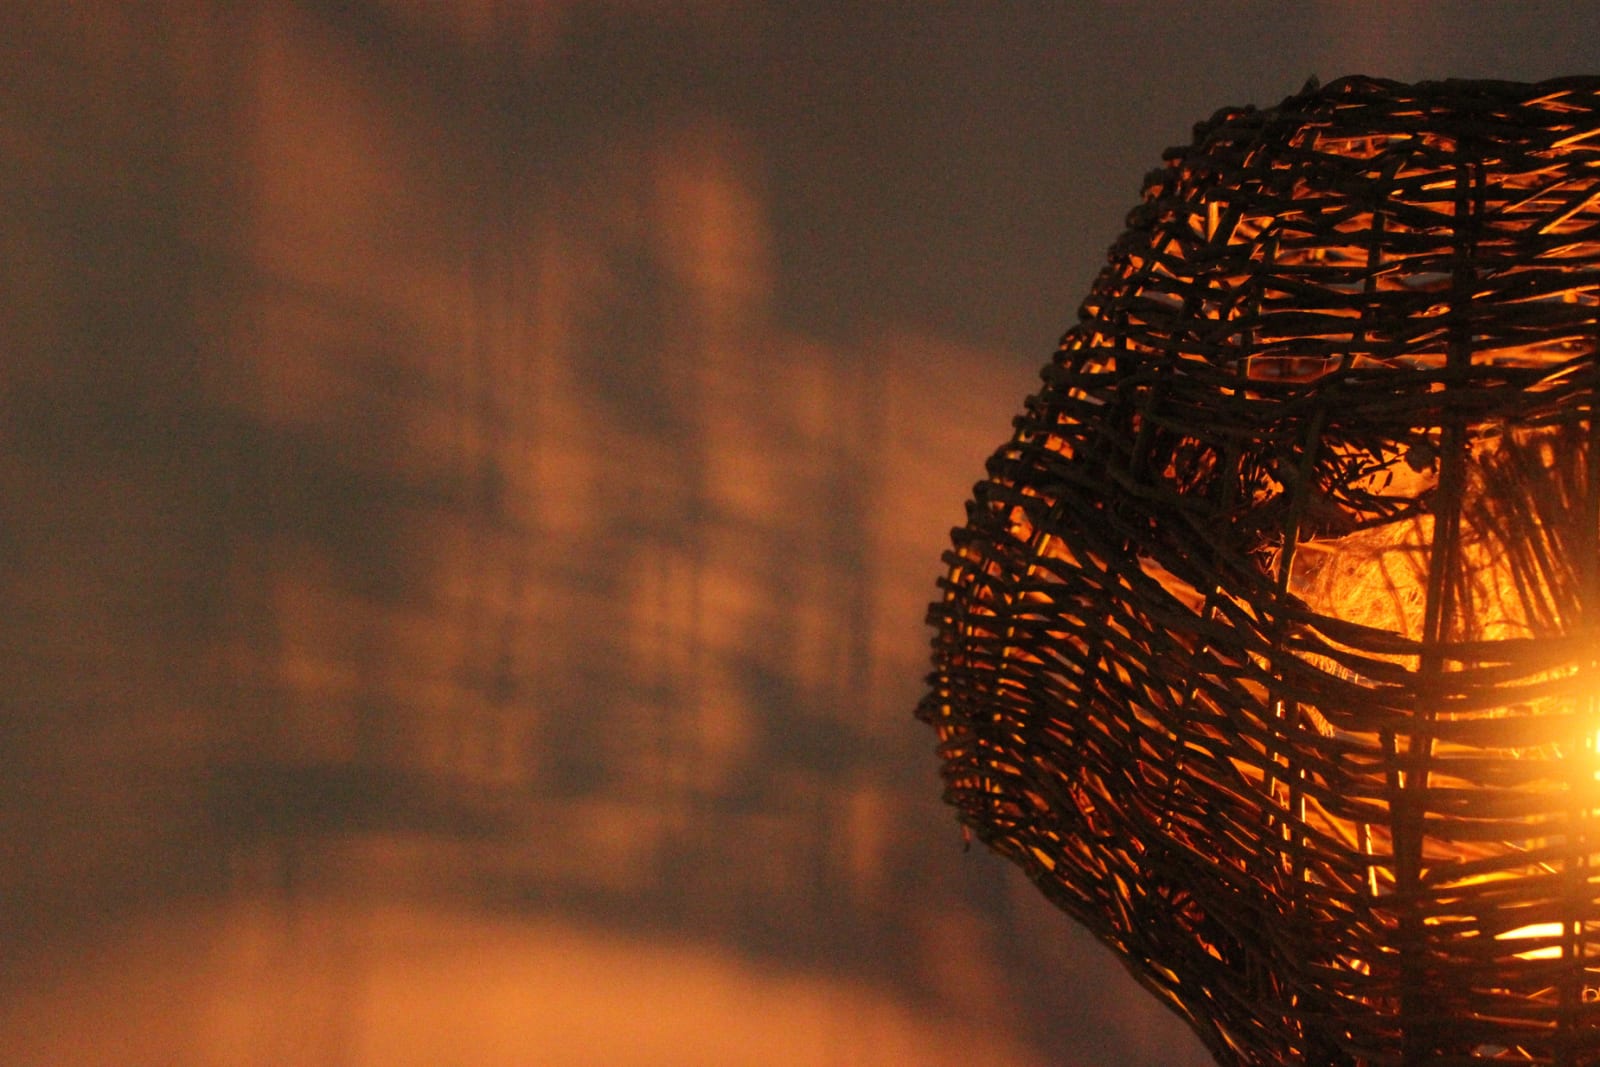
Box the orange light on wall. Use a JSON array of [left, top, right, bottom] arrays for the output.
[[919, 76, 1600, 1066]]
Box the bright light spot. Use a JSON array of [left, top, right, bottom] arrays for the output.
[[1498, 921, 1566, 960]]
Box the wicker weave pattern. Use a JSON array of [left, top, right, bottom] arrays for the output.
[[919, 76, 1600, 1066]]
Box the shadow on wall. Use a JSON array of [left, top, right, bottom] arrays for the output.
[[0, 5, 1211, 1065]]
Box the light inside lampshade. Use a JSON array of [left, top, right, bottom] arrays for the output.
[[919, 75, 1600, 1065], [1501, 922, 1575, 961]]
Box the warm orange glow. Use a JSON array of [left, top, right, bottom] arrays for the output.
[[1499, 921, 1571, 961], [1, 901, 1053, 1067]]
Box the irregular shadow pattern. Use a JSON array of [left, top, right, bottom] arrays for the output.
[[921, 76, 1600, 1065]]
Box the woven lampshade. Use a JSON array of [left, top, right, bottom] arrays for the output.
[[919, 76, 1600, 1065]]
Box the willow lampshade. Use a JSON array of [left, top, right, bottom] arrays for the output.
[[919, 76, 1600, 1065]]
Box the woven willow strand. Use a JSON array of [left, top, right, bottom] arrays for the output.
[[920, 76, 1600, 1066]]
